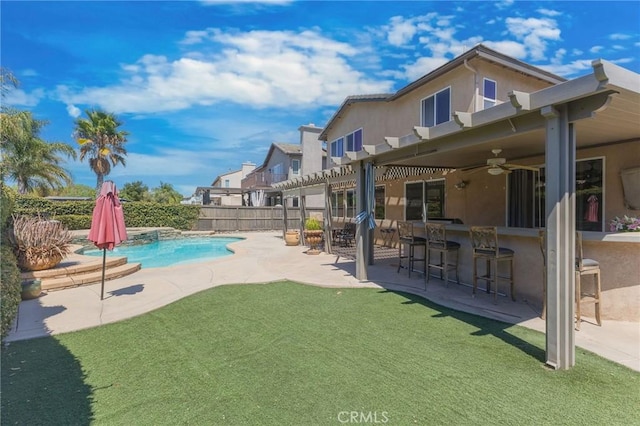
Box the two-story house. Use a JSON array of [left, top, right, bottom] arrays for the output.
[[196, 162, 256, 206], [242, 124, 325, 207], [276, 44, 639, 369]]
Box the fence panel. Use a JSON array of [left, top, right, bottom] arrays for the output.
[[196, 206, 322, 232]]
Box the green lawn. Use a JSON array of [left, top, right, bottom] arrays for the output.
[[2, 281, 638, 425]]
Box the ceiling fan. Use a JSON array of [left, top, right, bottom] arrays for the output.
[[474, 149, 539, 175]]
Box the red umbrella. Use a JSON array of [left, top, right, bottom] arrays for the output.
[[88, 181, 128, 299]]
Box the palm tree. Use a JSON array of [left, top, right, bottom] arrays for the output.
[[0, 109, 77, 194], [74, 109, 128, 192]]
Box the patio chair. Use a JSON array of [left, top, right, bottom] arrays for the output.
[[575, 231, 602, 330], [335, 222, 356, 247], [469, 226, 515, 303], [396, 221, 426, 278], [425, 222, 460, 286]]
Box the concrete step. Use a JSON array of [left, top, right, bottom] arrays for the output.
[[21, 255, 128, 280], [41, 262, 142, 291]]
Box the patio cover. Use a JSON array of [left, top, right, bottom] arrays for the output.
[[276, 60, 640, 370]]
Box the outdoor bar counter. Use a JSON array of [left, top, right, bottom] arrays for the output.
[[377, 222, 640, 322]]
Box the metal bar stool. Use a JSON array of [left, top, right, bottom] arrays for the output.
[[425, 222, 460, 286], [575, 231, 602, 330], [396, 221, 426, 278], [469, 226, 515, 303]]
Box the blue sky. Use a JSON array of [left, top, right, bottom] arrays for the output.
[[3, 0, 639, 197]]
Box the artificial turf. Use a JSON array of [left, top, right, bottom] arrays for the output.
[[2, 281, 638, 425]]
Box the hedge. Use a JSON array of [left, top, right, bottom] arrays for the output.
[[14, 197, 200, 231], [1, 184, 21, 342]]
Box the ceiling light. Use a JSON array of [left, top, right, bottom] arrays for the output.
[[488, 167, 503, 175]]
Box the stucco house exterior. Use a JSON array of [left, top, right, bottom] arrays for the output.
[[242, 124, 325, 207], [196, 162, 256, 206], [276, 44, 640, 369]]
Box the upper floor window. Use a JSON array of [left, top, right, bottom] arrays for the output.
[[330, 137, 344, 157], [346, 129, 363, 152], [421, 87, 451, 127], [224, 179, 230, 188], [483, 78, 497, 109], [291, 159, 300, 176]]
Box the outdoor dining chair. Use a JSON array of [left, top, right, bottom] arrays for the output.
[[469, 226, 515, 303], [425, 222, 460, 286], [396, 221, 426, 278], [575, 231, 602, 330]]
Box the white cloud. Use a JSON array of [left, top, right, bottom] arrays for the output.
[[402, 56, 449, 81], [56, 29, 394, 114], [483, 40, 527, 59], [537, 8, 561, 17], [66, 104, 81, 118], [504, 17, 561, 61], [539, 59, 594, 77], [609, 33, 632, 40], [386, 16, 419, 46], [4, 88, 45, 107], [590, 45, 604, 54]]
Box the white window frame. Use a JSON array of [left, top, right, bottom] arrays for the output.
[[345, 128, 363, 152], [291, 159, 300, 176], [420, 87, 451, 127], [483, 78, 497, 109], [330, 137, 344, 158]]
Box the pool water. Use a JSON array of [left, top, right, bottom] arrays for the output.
[[84, 237, 242, 268]]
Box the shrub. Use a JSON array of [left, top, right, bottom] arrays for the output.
[[304, 217, 323, 231], [1, 184, 21, 342], [55, 214, 93, 230]]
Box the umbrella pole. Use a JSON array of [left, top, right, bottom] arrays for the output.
[[101, 248, 106, 300]]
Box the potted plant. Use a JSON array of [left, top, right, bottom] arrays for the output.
[[303, 217, 324, 255], [8, 215, 73, 271], [284, 229, 300, 246]]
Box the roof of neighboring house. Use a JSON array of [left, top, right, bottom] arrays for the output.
[[257, 143, 302, 169], [319, 43, 566, 140], [211, 168, 242, 186]]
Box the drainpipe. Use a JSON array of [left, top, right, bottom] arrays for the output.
[[464, 59, 478, 113]]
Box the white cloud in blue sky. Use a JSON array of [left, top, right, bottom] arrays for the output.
[[2, 0, 639, 196]]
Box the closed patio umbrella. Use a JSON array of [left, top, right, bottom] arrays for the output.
[[88, 181, 128, 300]]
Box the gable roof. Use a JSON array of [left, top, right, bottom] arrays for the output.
[[258, 142, 301, 169], [319, 43, 566, 140]]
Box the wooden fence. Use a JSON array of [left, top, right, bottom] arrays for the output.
[[197, 206, 324, 232]]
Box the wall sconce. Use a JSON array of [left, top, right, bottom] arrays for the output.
[[454, 180, 468, 190]]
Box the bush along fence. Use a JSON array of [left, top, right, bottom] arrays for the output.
[[14, 196, 200, 231]]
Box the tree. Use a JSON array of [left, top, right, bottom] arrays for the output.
[[55, 183, 97, 198], [120, 181, 150, 202], [74, 109, 128, 193], [0, 109, 77, 195], [151, 182, 183, 205]]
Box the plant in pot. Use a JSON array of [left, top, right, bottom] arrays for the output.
[[284, 228, 300, 246], [303, 217, 324, 255], [8, 215, 73, 272]]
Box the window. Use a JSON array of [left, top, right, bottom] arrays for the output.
[[421, 87, 451, 127], [346, 189, 356, 218], [291, 159, 300, 176], [292, 197, 299, 207], [346, 129, 363, 152], [224, 179, 230, 188], [508, 158, 604, 231], [405, 180, 445, 220], [331, 191, 345, 218], [483, 78, 497, 109], [330, 137, 344, 157], [375, 185, 386, 220]]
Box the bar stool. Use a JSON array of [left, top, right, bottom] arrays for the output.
[[469, 226, 515, 303], [396, 221, 426, 278], [575, 231, 602, 330], [425, 222, 460, 286]]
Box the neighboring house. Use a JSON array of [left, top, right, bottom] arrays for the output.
[[197, 162, 256, 206], [242, 124, 325, 207], [276, 44, 640, 368]]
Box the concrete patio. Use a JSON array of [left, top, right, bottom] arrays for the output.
[[6, 231, 639, 372]]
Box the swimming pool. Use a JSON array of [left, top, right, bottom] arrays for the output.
[[83, 237, 243, 268]]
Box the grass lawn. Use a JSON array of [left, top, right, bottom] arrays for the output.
[[2, 281, 638, 425]]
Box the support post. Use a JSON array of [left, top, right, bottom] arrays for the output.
[[542, 104, 576, 370], [354, 161, 369, 280]]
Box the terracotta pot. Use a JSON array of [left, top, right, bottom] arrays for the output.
[[16, 250, 63, 272], [284, 230, 300, 246], [21, 279, 42, 300], [304, 230, 324, 255]]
